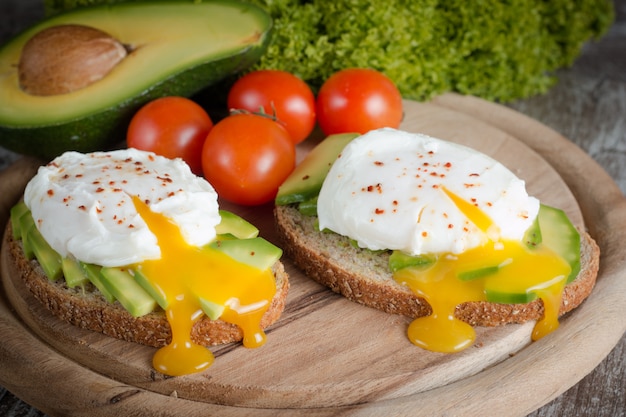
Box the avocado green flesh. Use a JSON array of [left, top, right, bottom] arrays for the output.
[[0, 0, 272, 159], [100, 267, 157, 317], [61, 257, 89, 288], [11, 205, 281, 319], [276, 132, 359, 206]]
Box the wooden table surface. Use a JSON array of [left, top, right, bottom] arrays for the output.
[[0, 1, 624, 416]]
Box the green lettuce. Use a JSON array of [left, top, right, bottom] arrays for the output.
[[43, 0, 614, 101]]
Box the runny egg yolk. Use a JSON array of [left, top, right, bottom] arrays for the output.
[[131, 197, 276, 376], [393, 188, 571, 353]]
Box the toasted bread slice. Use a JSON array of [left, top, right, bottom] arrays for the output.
[[274, 205, 599, 326], [3, 223, 289, 348]]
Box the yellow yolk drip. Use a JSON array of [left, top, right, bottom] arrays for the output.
[[393, 189, 571, 353], [132, 197, 276, 376]]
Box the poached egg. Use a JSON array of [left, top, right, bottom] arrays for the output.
[[24, 148, 220, 266], [23, 149, 276, 376], [317, 128, 540, 255], [317, 129, 570, 352]]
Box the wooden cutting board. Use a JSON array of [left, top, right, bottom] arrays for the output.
[[0, 94, 624, 416]]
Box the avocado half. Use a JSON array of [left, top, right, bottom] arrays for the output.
[[0, 0, 272, 160]]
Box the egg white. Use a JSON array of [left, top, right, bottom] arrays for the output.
[[24, 148, 220, 266], [317, 128, 539, 255]]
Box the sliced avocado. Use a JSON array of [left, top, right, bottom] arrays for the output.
[[80, 262, 116, 304], [199, 297, 226, 321], [276, 132, 359, 206], [534, 204, 581, 283], [457, 265, 500, 281], [18, 210, 36, 259], [99, 267, 157, 317], [523, 214, 542, 249], [27, 224, 63, 281], [208, 237, 282, 271], [10, 201, 29, 239], [62, 257, 89, 289], [0, 1, 272, 159], [132, 268, 168, 310], [215, 210, 259, 239], [297, 196, 319, 216], [388, 250, 436, 273], [484, 290, 538, 305]]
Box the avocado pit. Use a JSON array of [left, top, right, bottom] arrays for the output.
[[18, 24, 128, 96]]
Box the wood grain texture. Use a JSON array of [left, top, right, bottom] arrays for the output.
[[1, 0, 624, 415], [0, 97, 624, 416]]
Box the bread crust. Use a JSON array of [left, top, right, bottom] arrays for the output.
[[3, 224, 289, 348], [274, 205, 599, 327]]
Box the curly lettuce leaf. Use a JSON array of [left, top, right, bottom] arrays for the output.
[[43, 0, 614, 102]]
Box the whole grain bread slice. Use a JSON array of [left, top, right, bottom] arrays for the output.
[[274, 205, 599, 327], [3, 224, 289, 348]]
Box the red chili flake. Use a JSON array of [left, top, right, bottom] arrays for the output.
[[62, 174, 70, 179], [96, 207, 103, 214], [134, 161, 142, 165], [432, 184, 439, 189], [75, 174, 83, 178], [375, 208, 385, 214], [392, 200, 399, 206], [443, 212, 449, 218], [444, 162, 452, 168], [469, 173, 480, 177], [109, 181, 116, 186], [128, 224, 135, 229], [96, 187, 105, 193], [78, 205, 87, 211], [374, 161, 384, 166], [448, 224, 454, 229], [428, 151, 434, 155], [115, 165, 123, 170], [487, 202, 493, 207], [250, 251, 256, 256], [464, 183, 476, 188], [144, 199, 150, 205], [463, 227, 469, 232], [422, 231, 428, 237], [302, 175, 310, 180], [125, 158, 133, 163], [122, 180, 128, 184], [117, 220, 123, 225], [157, 176, 173, 183], [47, 189, 54, 196], [113, 188, 122, 192], [167, 192, 175, 197], [423, 162, 430, 166], [63, 196, 70, 203], [430, 172, 438, 177], [144, 170, 150, 174], [92, 180, 100, 185], [148, 155, 155, 161]]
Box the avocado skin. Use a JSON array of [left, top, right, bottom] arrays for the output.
[[0, 50, 271, 159], [0, 1, 273, 160]]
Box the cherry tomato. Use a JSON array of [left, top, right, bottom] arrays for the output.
[[201, 113, 295, 205], [127, 96, 213, 175], [316, 68, 403, 135], [227, 70, 316, 144]]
